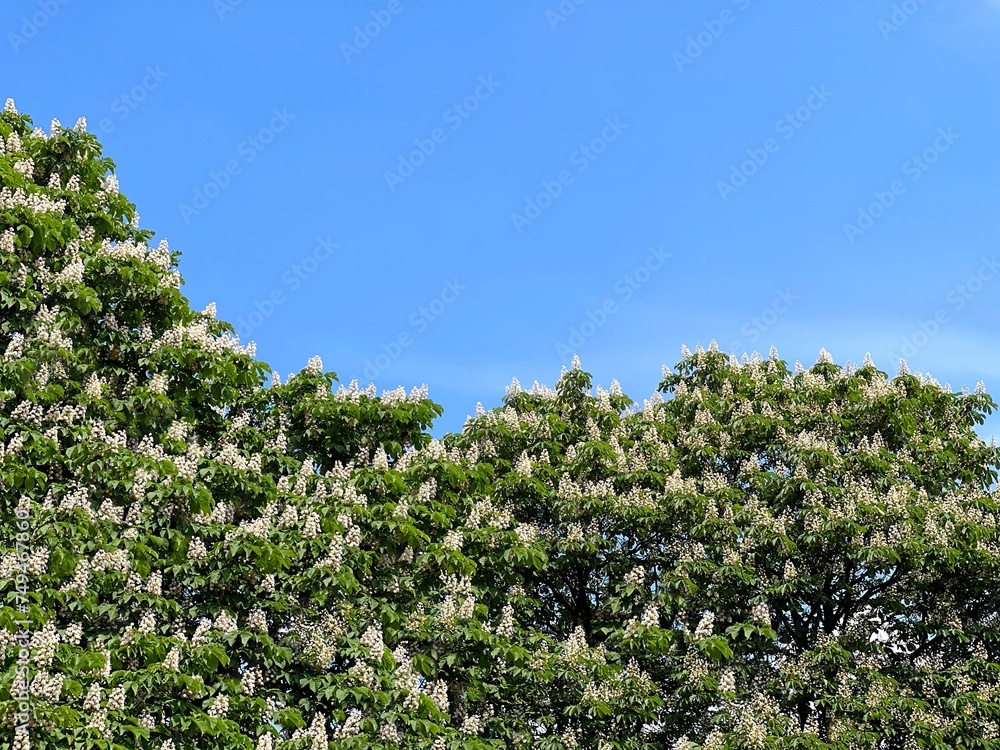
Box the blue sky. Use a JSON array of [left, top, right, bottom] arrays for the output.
[[5, 1, 1000, 437]]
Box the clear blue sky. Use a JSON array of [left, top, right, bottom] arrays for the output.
[[5, 1, 1000, 437]]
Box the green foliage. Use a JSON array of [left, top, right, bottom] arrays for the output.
[[2, 103, 1000, 749]]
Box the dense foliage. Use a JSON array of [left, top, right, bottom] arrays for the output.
[[2, 101, 1000, 749]]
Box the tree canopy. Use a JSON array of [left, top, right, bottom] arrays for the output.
[[3, 101, 1000, 750]]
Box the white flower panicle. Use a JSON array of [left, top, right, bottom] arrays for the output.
[[335, 710, 362, 738], [783, 561, 797, 581], [83, 682, 103, 711], [515, 451, 532, 477], [694, 612, 715, 638], [207, 693, 229, 718], [360, 623, 386, 661], [641, 602, 660, 629], [497, 603, 515, 639], [248, 606, 268, 632], [163, 646, 180, 672], [305, 355, 323, 375], [187, 537, 208, 561], [213, 609, 238, 633], [107, 684, 126, 711]]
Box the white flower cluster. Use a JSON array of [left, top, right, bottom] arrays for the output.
[[466, 495, 512, 530], [783, 561, 797, 581], [641, 602, 660, 629], [0, 545, 47, 578], [248, 606, 268, 632], [428, 679, 449, 712], [302, 511, 321, 538], [163, 646, 181, 672], [497, 603, 515, 639], [138, 611, 156, 634], [92, 548, 130, 574], [63, 622, 82, 646], [213, 609, 238, 634], [88, 710, 109, 738], [289, 712, 328, 750], [61, 559, 90, 595], [624, 565, 646, 586], [514, 522, 539, 545], [2, 333, 23, 364], [54, 255, 84, 286], [348, 660, 377, 688], [299, 614, 345, 669], [215, 440, 250, 471], [207, 693, 229, 718], [693, 612, 714, 638], [11, 400, 44, 427], [439, 573, 476, 624], [302, 354, 323, 374], [241, 666, 261, 695], [515, 451, 532, 477], [565, 523, 585, 543], [392, 645, 421, 710], [750, 601, 771, 627], [0, 185, 66, 213], [564, 626, 589, 664], [229, 503, 275, 540], [334, 710, 363, 738], [83, 681, 103, 711], [460, 715, 485, 735], [31, 670, 64, 703], [30, 304, 73, 350], [443, 529, 463, 551], [315, 512, 362, 571], [153, 318, 255, 357], [100, 174, 119, 194], [187, 537, 208, 561], [360, 623, 386, 661], [107, 684, 127, 711], [149, 372, 169, 394], [95, 236, 172, 269], [85, 420, 128, 452]]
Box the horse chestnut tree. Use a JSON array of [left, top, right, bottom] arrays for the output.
[[2, 102, 1000, 749]]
